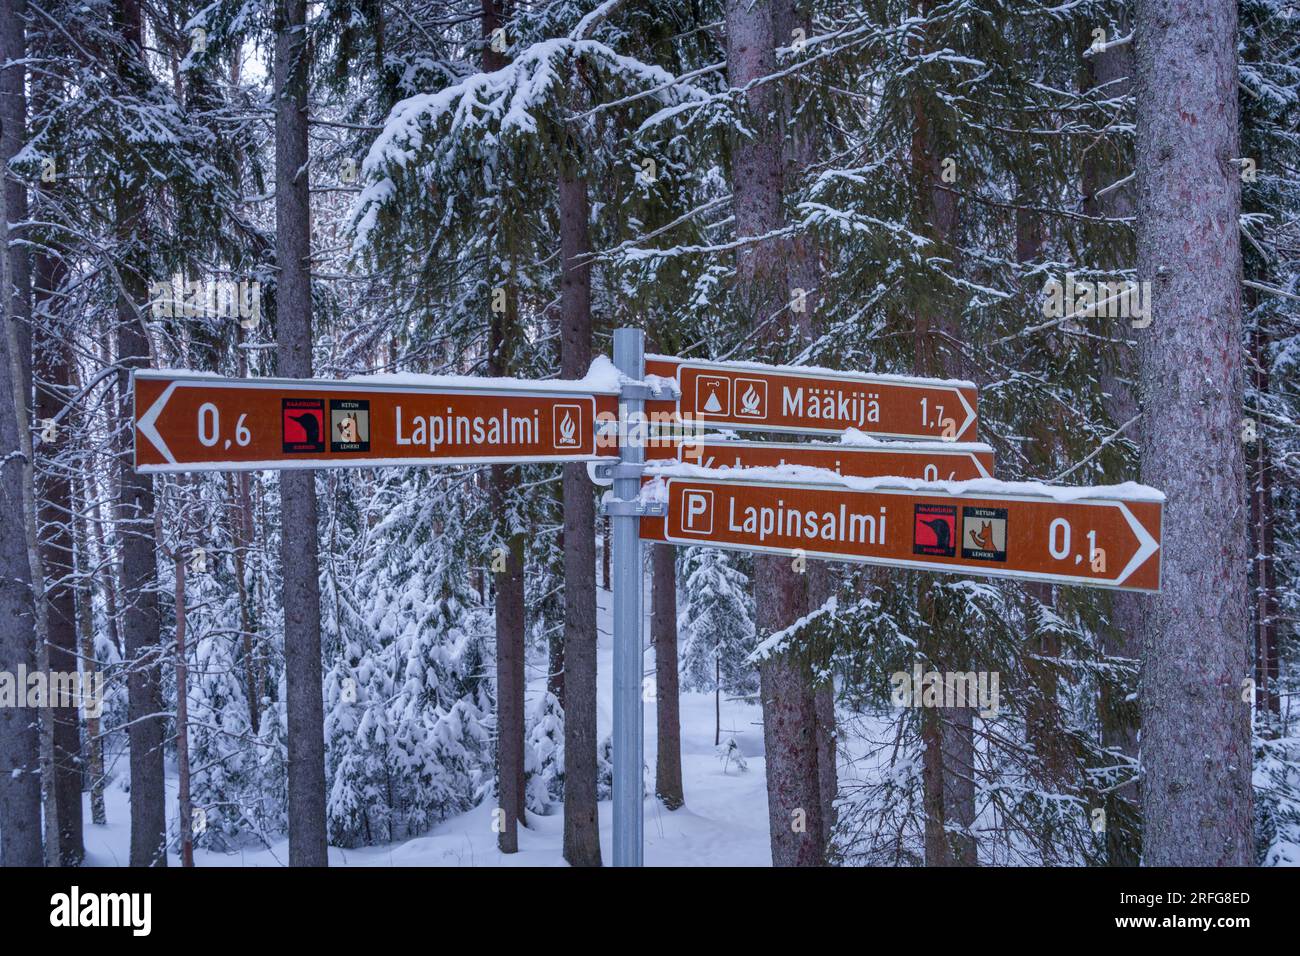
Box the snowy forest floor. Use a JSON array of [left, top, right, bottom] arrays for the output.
[[82, 576, 824, 867]]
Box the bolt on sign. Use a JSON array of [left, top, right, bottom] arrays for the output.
[[650, 437, 994, 481], [133, 371, 614, 473], [643, 356, 979, 443], [643, 473, 1163, 592]]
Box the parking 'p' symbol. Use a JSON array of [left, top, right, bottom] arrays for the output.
[[681, 490, 714, 536]]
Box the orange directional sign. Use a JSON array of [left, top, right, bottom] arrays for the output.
[[644, 356, 979, 442], [643, 473, 1162, 592], [133, 371, 614, 473], [649, 438, 994, 481]]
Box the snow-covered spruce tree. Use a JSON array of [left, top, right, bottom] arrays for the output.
[[324, 471, 493, 847], [679, 547, 758, 698], [525, 690, 565, 814]]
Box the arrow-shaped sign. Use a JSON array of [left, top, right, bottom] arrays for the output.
[[650, 437, 993, 481], [644, 356, 979, 442], [132, 371, 616, 473], [641, 469, 1162, 592]]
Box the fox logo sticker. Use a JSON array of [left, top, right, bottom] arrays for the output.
[[330, 399, 370, 452], [961, 507, 1007, 561]]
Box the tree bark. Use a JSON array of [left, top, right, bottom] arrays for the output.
[[227, 470, 260, 731], [275, 0, 328, 867], [0, 0, 30, 398], [173, 545, 193, 867], [652, 543, 683, 809], [1248, 322, 1279, 724], [726, 0, 823, 866], [1081, 17, 1142, 866], [910, 3, 976, 864], [481, 0, 527, 852], [558, 167, 601, 866], [110, 0, 167, 868], [756, 558, 823, 865], [1134, 0, 1252, 865], [807, 562, 838, 844], [34, 263, 83, 864], [73, 466, 106, 826], [0, 18, 43, 859], [491, 461, 526, 850]]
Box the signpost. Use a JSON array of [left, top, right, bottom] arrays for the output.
[[130, 331, 1162, 869], [608, 329, 646, 868], [644, 355, 979, 442], [133, 370, 615, 473], [643, 471, 1163, 592]]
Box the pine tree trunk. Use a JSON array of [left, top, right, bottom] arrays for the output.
[[227, 470, 260, 731], [88, 468, 124, 660], [756, 555, 823, 866], [275, 0, 328, 867], [807, 564, 838, 844], [2, 0, 58, 867], [72, 466, 106, 826], [652, 543, 683, 809], [0, 0, 31, 398], [726, 0, 824, 868], [0, 36, 43, 861], [1082, 18, 1142, 866], [910, 4, 977, 863], [920, 698, 947, 864], [173, 547, 193, 867], [1249, 323, 1279, 725], [482, 0, 527, 851], [492, 463, 526, 851], [34, 286, 84, 865], [1015, 189, 1072, 800], [108, 0, 168, 867], [558, 168, 601, 866], [1134, 0, 1252, 865], [781, 0, 836, 853]]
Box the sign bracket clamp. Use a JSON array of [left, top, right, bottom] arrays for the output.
[[600, 495, 666, 517]]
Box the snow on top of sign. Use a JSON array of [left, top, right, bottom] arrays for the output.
[[138, 356, 671, 399], [672, 429, 992, 454], [644, 372, 681, 398], [145, 368, 227, 378], [646, 353, 977, 390], [833, 428, 991, 453], [343, 355, 623, 394], [642, 461, 1165, 503]]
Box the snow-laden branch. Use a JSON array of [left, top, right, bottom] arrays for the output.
[[351, 38, 712, 253]]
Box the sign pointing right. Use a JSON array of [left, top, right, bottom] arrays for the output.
[[644, 471, 1163, 592], [644, 356, 979, 442]]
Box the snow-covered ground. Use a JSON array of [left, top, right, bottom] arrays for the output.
[[83, 576, 777, 867]]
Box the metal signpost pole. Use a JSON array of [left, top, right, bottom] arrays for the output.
[[611, 327, 645, 867]]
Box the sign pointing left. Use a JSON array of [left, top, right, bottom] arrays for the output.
[[133, 371, 615, 473]]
